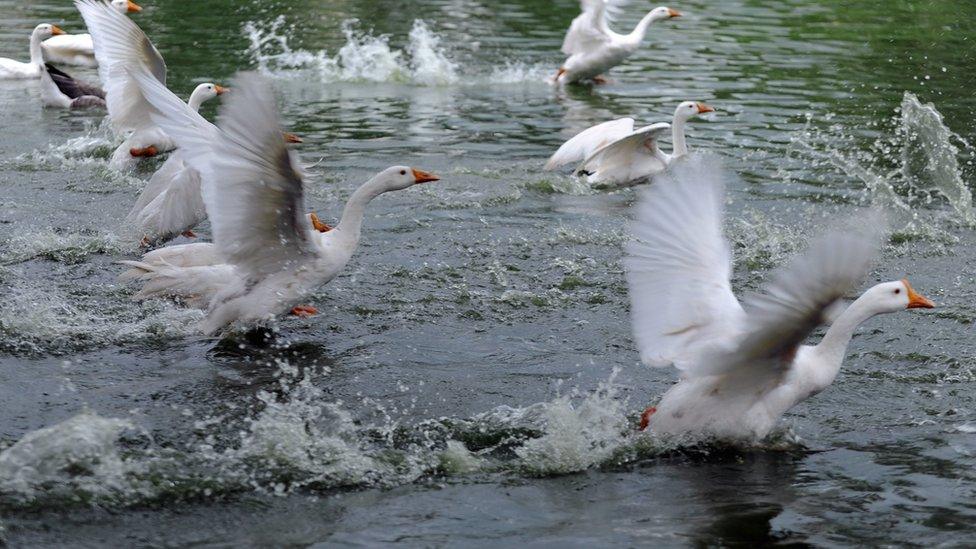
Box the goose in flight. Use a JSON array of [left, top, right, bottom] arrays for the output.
[[556, 1, 680, 85], [627, 157, 935, 441], [0, 24, 65, 80], [119, 71, 440, 335], [546, 101, 713, 185], [42, 0, 142, 67]]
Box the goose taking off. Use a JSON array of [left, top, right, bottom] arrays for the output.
[[0, 24, 65, 80], [627, 156, 935, 442], [546, 101, 713, 185], [120, 67, 304, 246], [42, 0, 141, 67], [555, 1, 680, 85], [119, 72, 440, 335], [75, 0, 223, 170]]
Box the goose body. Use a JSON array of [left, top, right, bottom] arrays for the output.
[[0, 24, 64, 80], [42, 0, 141, 67], [118, 71, 440, 335], [626, 157, 935, 442], [556, 2, 680, 85], [39, 63, 106, 108], [546, 101, 712, 185]]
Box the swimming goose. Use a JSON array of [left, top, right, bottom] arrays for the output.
[[42, 0, 141, 67], [627, 157, 935, 442], [76, 0, 223, 170], [0, 24, 65, 80], [555, 2, 680, 85], [118, 72, 440, 335], [546, 101, 712, 185], [39, 63, 106, 108]]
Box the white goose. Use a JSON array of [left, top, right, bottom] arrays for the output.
[[42, 0, 141, 67], [555, 1, 680, 85], [0, 24, 65, 80], [545, 101, 713, 185], [121, 67, 303, 246], [118, 72, 440, 335], [76, 0, 223, 170], [626, 157, 935, 442]]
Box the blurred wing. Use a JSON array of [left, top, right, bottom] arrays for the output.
[[625, 156, 746, 372], [561, 0, 623, 55], [198, 72, 315, 280], [576, 122, 669, 181], [76, 0, 166, 132], [718, 227, 880, 378], [545, 118, 635, 170]]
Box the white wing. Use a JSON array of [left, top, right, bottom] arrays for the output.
[[562, 0, 626, 55], [715, 227, 879, 379], [76, 0, 166, 133], [545, 118, 635, 170], [126, 156, 206, 242], [186, 72, 314, 281], [576, 122, 670, 182], [624, 156, 746, 372]]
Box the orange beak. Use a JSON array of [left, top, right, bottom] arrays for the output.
[[283, 132, 303, 144], [902, 279, 935, 309], [51, 25, 65, 36], [214, 85, 229, 96], [411, 168, 440, 184], [696, 102, 715, 114], [127, 1, 143, 12], [667, 8, 682, 18], [309, 213, 332, 233]]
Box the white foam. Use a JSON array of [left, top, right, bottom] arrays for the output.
[[243, 17, 548, 86], [791, 91, 975, 241], [0, 412, 139, 502]]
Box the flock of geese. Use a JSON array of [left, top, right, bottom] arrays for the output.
[[0, 0, 939, 442]]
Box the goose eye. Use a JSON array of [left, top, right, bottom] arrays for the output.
[[400, 169, 406, 175], [895, 288, 901, 294]]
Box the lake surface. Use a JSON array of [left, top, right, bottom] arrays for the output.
[[1, 0, 975, 546]]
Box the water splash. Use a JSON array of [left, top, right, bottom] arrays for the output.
[[0, 412, 140, 503], [243, 17, 548, 86], [0, 229, 125, 265], [791, 92, 975, 242], [0, 272, 202, 354]]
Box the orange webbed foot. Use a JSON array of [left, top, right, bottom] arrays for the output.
[[592, 75, 609, 85], [290, 305, 318, 318], [181, 230, 197, 238], [130, 145, 159, 158], [638, 406, 657, 431]]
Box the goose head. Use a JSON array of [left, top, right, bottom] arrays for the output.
[[648, 6, 681, 22], [190, 83, 228, 103], [674, 101, 714, 123], [110, 0, 143, 13], [33, 24, 65, 40], [861, 279, 935, 315], [186, 83, 228, 111], [375, 165, 440, 192]]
